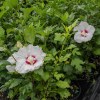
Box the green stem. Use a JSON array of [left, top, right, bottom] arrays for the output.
[[59, 44, 64, 57]]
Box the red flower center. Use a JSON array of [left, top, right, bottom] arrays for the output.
[[26, 55, 37, 65], [81, 29, 88, 37], [81, 30, 88, 33]]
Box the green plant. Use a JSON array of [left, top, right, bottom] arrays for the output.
[[0, 0, 100, 100]]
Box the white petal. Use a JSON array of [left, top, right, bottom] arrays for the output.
[[86, 25, 95, 34], [74, 32, 93, 43], [7, 56, 15, 64], [27, 45, 41, 55], [27, 45, 46, 59], [15, 59, 34, 74], [82, 33, 93, 42], [27, 44, 35, 55], [74, 21, 89, 32], [7, 52, 18, 64], [15, 59, 27, 73], [33, 60, 44, 70], [41, 53, 46, 58], [6, 65, 15, 72], [73, 26, 79, 31], [17, 47, 28, 58], [15, 59, 44, 74], [79, 21, 89, 29], [74, 32, 83, 43]]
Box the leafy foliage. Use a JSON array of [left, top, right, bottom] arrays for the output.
[[0, 0, 100, 100]]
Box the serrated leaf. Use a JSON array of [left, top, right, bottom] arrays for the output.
[[45, 54, 54, 61], [0, 79, 22, 91], [19, 82, 33, 95], [61, 12, 69, 22], [23, 24, 35, 44], [72, 48, 81, 55], [54, 72, 64, 80], [67, 44, 76, 50], [23, 7, 34, 21], [59, 54, 71, 62], [34, 68, 44, 77], [44, 26, 54, 36], [56, 80, 70, 89], [68, 19, 79, 32], [54, 33, 65, 42], [58, 89, 71, 98], [9, 79, 22, 89], [63, 19, 78, 33], [71, 58, 84, 72]]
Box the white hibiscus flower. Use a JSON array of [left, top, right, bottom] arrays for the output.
[[73, 21, 95, 43], [6, 44, 46, 74]]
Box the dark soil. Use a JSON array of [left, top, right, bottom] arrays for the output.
[[0, 92, 8, 100]]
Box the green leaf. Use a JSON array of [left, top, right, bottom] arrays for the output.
[[54, 72, 64, 80], [61, 12, 69, 22], [23, 24, 35, 44], [95, 36, 100, 45], [34, 68, 44, 77], [45, 54, 54, 61], [71, 58, 84, 72], [68, 13, 75, 22], [56, 80, 70, 89], [95, 28, 100, 36], [0, 47, 6, 51], [63, 64, 73, 74], [0, 27, 5, 46], [3, 0, 18, 9], [0, 10, 7, 18], [0, 79, 22, 91], [58, 89, 71, 98], [35, 68, 49, 81], [8, 90, 14, 99], [72, 48, 81, 55], [0, 60, 10, 70], [63, 19, 78, 33], [54, 33, 65, 42], [9, 79, 22, 89], [93, 48, 100, 55], [19, 82, 33, 95], [18, 95, 26, 100], [44, 26, 54, 36], [42, 72, 50, 81], [0, 80, 13, 91], [41, 98, 46, 100], [59, 54, 71, 62], [22, 7, 34, 22], [67, 44, 76, 50], [68, 19, 79, 32], [30, 93, 38, 100]]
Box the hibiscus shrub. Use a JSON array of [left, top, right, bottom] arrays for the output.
[[0, 0, 100, 100]]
